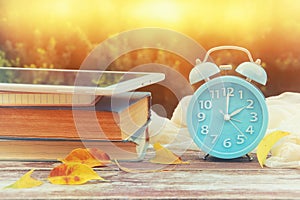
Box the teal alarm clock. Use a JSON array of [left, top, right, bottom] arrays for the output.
[[187, 46, 268, 159]]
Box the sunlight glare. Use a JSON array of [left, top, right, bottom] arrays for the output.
[[51, 1, 70, 17], [131, 1, 182, 23]]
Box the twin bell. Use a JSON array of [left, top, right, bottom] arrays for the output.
[[189, 46, 267, 86]]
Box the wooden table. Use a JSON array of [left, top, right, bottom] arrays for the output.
[[1, 150, 300, 199]]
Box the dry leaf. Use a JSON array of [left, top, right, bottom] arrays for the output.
[[4, 169, 43, 189], [59, 148, 111, 167], [48, 163, 105, 185], [257, 130, 290, 168], [150, 143, 189, 165]]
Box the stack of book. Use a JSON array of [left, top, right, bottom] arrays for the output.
[[0, 92, 151, 161]]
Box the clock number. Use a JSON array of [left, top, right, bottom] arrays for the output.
[[210, 134, 218, 144], [200, 125, 209, 135], [210, 87, 236, 99], [199, 100, 212, 109], [223, 138, 232, 148], [246, 125, 254, 135], [246, 99, 254, 109], [239, 90, 243, 99], [250, 112, 258, 122], [237, 134, 245, 144], [209, 90, 220, 99], [227, 87, 234, 97], [222, 87, 234, 97], [197, 112, 206, 121]]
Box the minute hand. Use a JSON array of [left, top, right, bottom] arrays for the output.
[[229, 106, 246, 117]]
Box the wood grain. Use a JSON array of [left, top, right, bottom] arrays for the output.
[[1, 150, 299, 199]]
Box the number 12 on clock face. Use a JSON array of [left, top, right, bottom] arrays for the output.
[[187, 76, 268, 159]]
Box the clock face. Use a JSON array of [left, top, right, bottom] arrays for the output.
[[187, 76, 268, 159]]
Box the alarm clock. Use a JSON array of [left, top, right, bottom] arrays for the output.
[[187, 46, 268, 159]]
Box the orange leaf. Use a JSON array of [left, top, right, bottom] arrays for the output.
[[4, 169, 43, 189], [48, 163, 105, 185], [59, 148, 111, 167], [150, 143, 189, 165]]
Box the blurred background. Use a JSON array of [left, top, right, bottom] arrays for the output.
[[1, 0, 300, 117]]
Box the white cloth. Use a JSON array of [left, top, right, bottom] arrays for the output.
[[264, 92, 300, 168], [149, 92, 300, 168], [149, 95, 196, 151]]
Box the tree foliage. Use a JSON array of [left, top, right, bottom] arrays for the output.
[[1, 1, 300, 117]]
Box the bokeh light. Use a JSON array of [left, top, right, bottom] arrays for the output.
[[1, 0, 300, 116]]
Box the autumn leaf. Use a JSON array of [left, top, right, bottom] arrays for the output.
[[150, 143, 189, 165], [257, 130, 290, 168], [4, 169, 43, 189], [59, 148, 111, 167], [48, 163, 105, 185]]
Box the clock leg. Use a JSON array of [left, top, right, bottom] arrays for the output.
[[201, 153, 253, 161], [246, 154, 253, 161], [202, 153, 210, 160]]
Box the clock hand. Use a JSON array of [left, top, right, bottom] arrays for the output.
[[219, 110, 242, 122], [231, 118, 242, 123], [219, 110, 225, 115], [229, 106, 246, 117], [226, 93, 230, 115], [219, 110, 230, 121], [228, 120, 247, 139]]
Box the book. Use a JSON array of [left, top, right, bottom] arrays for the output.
[[0, 92, 151, 140], [0, 123, 149, 161], [0, 91, 100, 106]]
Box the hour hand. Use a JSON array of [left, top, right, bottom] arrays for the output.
[[219, 110, 242, 123], [229, 106, 246, 117]]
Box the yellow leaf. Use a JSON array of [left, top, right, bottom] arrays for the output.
[[59, 148, 111, 167], [48, 163, 105, 185], [257, 130, 290, 168], [150, 143, 189, 165], [4, 169, 43, 189]]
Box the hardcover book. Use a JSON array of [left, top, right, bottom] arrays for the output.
[[0, 92, 151, 140], [0, 123, 149, 161], [0, 92, 151, 161]]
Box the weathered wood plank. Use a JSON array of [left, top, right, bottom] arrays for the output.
[[0, 150, 300, 199]]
